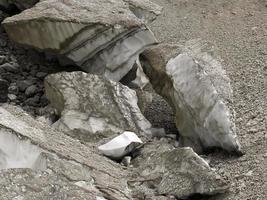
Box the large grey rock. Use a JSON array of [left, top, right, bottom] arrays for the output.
[[44, 71, 152, 143], [2, 0, 161, 81], [0, 105, 132, 199], [141, 41, 241, 154], [131, 141, 228, 199]]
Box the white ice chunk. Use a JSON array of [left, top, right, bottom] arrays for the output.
[[0, 128, 46, 170], [98, 131, 142, 159]]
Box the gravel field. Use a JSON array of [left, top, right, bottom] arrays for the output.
[[149, 0, 266, 199]]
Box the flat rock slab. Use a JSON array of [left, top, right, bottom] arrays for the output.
[[2, 0, 161, 81], [131, 141, 228, 199], [141, 40, 241, 153], [44, 71, 152, 143], [0, 105, 132, 199]]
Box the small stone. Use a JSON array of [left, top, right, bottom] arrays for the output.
[[0, 55, 7, 65], [240, 182, 246, 189], [0, 38, 7, 47], [244, 170, 253, 177], [215, 175, 222, 180], [8, 83, 19, 95], [0, 78, 8, 102], [39, 94, 49, 106], [36, 116, 53, 126], [36, 72, 48, 79], [121, 156, 131, 167], [21, 64, 31, 72], [25, 85, 38, 97], [21, 186, 27, 193], [8, 94, 17, 101], [0, 63, 19, 72], [174, 141, 179, 148], [24, 95, 40, 106], [17, 80, 33, 92]]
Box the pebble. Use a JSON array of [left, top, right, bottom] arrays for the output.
[[8, 83, 19, 95], [36, 72, 48, 79], [244, 170, 253, 177], [0, 55, 7, 64], [0, 38, 7, 47], [39, 94, 49, 106], [8, 94, 17, 101], [121, 156, 131, 167], [25, 85, 38, 97], [17, 80, 33, 92], [0, 63, 19, 72], [24, 95, 40, 106]]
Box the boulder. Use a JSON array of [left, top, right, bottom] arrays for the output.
[[0, 105, 132, 199], [44, 71, 152, 143], [141, 40, 241, 153], [131, 141, 228, 199], [2, 0, 161, 81]]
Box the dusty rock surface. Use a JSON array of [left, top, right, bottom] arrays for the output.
[[149, 0, 267, 199]]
